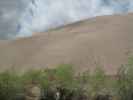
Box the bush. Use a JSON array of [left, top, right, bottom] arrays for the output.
[[117, 56, 133, 100], [0, 71, 22, 100], [88, 67, 107, 97]]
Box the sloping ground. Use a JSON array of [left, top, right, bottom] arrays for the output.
[[0, 13, 133, 74]]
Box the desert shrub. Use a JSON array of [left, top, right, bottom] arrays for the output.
[[0, 71, 22, 100], [21, 70, 47, 87], [54, 64, 74, 88], [88, 67, 107, 96], [117, 56, 133, 100]]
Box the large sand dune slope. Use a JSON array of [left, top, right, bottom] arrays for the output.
[[0, 13, 133, 74]]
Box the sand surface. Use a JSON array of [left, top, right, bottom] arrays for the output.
[[0, 13, 133, 74]]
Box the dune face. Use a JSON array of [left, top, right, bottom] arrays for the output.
[[0, 13, 133, 74]]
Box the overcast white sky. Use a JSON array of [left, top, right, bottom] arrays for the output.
[[0, 0, 28, 39]]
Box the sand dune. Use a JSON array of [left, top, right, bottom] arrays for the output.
[[0, 13, 133, 74]]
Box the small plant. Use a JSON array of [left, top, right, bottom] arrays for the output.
[[88, 67, 107, 97], [54, 64, 74, 88], [117, 56, 133, 100], [0, 71, 22, 100]]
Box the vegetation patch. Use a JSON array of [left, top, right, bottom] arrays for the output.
[[0, 58, 133, 100]]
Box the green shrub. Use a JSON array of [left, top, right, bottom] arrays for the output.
[[0, 71, 22, 100], [117, 56, 133, 100], [88, 67, 107, 96], [55, 64, 74, 87]]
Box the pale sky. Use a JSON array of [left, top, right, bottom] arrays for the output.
[[0, 0, 27, 39]]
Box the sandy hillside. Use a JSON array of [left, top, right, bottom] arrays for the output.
[[0, 13, 133, 74]]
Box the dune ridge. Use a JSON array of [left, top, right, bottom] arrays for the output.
[[0, 13, 133, 74]]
